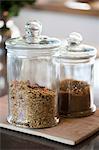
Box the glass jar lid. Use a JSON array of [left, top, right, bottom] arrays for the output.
[[57, 32, 97, 60], [6, 20, 61, 50]]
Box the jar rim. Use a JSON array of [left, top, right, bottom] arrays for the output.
[[5, 37, 61, 50]]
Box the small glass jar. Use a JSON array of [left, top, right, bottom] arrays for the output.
[[55, 32, 97, 117], [6, 20, 61, 128]]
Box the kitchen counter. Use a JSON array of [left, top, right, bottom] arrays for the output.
[[34, 0, 99, 17], [0, 59, 99, 150]]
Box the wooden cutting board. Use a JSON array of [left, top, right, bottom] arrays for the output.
[[0, 96, 99, 145]]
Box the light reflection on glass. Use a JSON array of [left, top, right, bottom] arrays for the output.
[[6, 20, 20, 38], [0, 77, 5, 89], [0, 20, 4, 28], [0, 35, 2, 43]]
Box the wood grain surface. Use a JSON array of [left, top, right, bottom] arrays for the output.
[[34, 0, 99, 17], [0, 96, 99, 145]]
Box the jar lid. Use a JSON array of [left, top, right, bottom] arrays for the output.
[[6, 20, 61, 50], [58, 32, 97, 60]]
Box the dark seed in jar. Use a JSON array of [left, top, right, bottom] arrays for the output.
[[58, 79, 91, 117]]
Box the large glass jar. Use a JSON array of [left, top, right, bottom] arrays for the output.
[[55, 32, 97, 118], [6, 20, 61, 128]]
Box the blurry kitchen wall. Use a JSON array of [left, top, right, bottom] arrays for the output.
[[12, 8, 99, 49]]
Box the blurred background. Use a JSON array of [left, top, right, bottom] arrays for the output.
[[0, 0, 99, 98]]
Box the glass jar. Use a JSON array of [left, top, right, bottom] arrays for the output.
[[6, 20, 61, 128], [55, 32, 97, 118]]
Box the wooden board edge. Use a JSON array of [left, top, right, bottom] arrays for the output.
[[0, 123, 75, 146]]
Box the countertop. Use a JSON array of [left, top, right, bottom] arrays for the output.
[[34, 0, 99, 17], [0, 59, 99, 150]]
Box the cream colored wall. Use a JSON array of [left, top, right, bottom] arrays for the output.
[[13, 8, 99, 49]]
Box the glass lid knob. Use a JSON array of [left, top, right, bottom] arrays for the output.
[[67, 32, 83, 46], [25, 20, 42, 44]]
